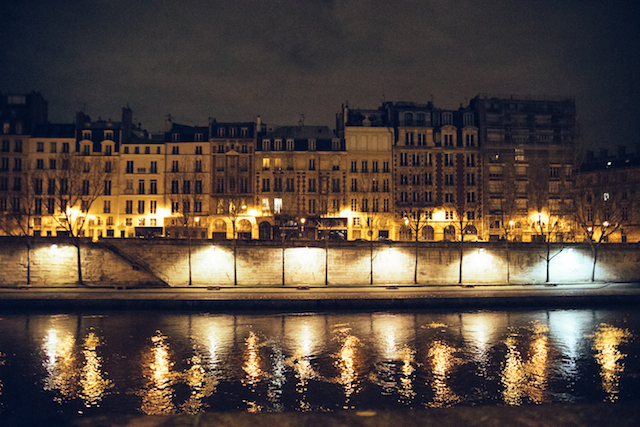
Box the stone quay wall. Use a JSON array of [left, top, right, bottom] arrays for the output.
[[0, 237, 639, 287]]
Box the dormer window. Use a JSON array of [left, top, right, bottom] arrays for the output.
[[82, 131, 92, 140], [463, 113, 474, 127], [195, 133, 203, 141], [230, 128, 237, 137], [286, 139, 294, 151], [241, 128, 248, 137], [172, 133, 180, 142], [82, 144, 91, 155], [274, 139, 282, 151], [308, 139, 316, 151], [217, 128, 225, 137], [442, 112, 453, 125], [104, 130, 114, 140], [262, 140, 271, 151]]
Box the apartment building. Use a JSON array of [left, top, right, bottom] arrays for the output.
[[336, 106, 394, 240], [471, 95, 577, 242], [164, 122, 211, 239], [256, 125, 346, 240], [386, 102, 481, 242]]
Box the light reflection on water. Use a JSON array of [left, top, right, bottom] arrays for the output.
[[0, 309, 638, 419]]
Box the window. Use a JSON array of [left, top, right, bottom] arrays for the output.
[[308, 178, 317, 192], [195, 160, 202, 172], [124, 146, 129, 154], [82, 144, 90, 155], [82, 131, 91, 140], [138, 200, 145, 214], [405, 133, 414, 145], [13, 177, 21, 191], [361, 161, 368, 172], [549, 166, 560, 178], [0, 178, 6, 191], [465, 134, 475, 147], [125, 200, 133, 214], [332, 140, 340, 151], [170, 180, 178, 194], [138, 180, 145, 195], [383, 198, 389, 212], [262, 140, 271, 151], [262, 178, 270, 192], [351, 178, 358, 192], [126, 161, 134, 173], [274, 139, 282, 151], [195, 145, 203, 154], [104, 180, 112, 195], [463, 113, 474, 127], [150, 161, 157, 174], [145, 146, 150, 154], [286, 178, 294, 192], [308, 198, 316, 213], [404, 112, 413, 126], [444, 134, 453, 147], [351, 161, 357, 172], [1, 158, 9, 171], [351, 198, 357, 211], [286, 139, 294, 151], [103, 200, 111, 214], [383, 179, 389, 192], [150, 200, 157, 214], [442, 112, 453, 125], [216, 178, 224, 193], [445, 193, 454, 203], [62, 142, 69, 153], [183, 180, 190, 194], [467, 192, 476, 203], [172, 134, 180, 142], [37, 142, 44, 152], [34, 179, 43, 194], [172, 160, 179, 172], [195, 180, 202, 194], [125, 218, 132, 226], [383, 161, 390, 173], [309, 158, 316, 170], [445, 174, 454, 186], [372, 161, 379, 173], [399, 153, 408, 166], [217, 128, 225, 137], [308, 140, 316, 151], [466, 173, 475, 186], [13, 158, 21, 171], [262, 158, 270, 170], [47, 179, 55, 195], [134, 147, 140, 154]]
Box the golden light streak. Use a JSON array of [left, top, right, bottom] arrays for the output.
[[138, 331, 177, 415], [79, 332, 112, 407], [426, 340, 460, 408], [43, 328, 80, 403], [242, 331, 265, 413], [591, 324, 632, 402]]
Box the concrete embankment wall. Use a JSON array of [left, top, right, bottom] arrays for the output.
[[1, 237, 639, 287]]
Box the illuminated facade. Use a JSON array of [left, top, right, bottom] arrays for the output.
[[209, 120, 265, 240], [471, 95, 577, 242], [336, 106, 394, 240], [255, 125, 346, 240], [386, 102, 481, 242]]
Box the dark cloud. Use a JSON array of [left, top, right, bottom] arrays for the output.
[[2, 0, 639, 149]]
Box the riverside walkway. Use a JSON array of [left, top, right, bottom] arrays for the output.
[[1, 281, 639, 310]]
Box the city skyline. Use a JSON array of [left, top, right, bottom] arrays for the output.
[[2, 0, 639, 151]]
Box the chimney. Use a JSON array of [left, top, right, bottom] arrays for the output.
[[165, 114, 173, 132], [121, 107, 132, 142]]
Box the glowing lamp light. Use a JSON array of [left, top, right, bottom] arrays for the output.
[[479, 248, 485, 252], [301, 218, 306, 224], [51, 244, 58, 249], [508, 220, 515, 226], [603, 221, 609, 227], [247, 209, 258, 217], [568, 247, 574, 252], [195, 217, 200, 223]]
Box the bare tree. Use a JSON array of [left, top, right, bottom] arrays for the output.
[[528, 158, 571, 282], [46, 152, 114, 285], [0, 160, 40, 284], [401, 209, 432, 284], [449, 197, 480, 284], [495, 165, 519, 283], [167, 159, 206, 286], [571, 178, 623, 281]]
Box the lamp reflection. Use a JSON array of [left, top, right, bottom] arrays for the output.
[[591, 323, 632, 402], [370, 314, 416, 403], [500, 323, 549, 405], [243, 331, 265, 412], [290, 323, 320, 411], [334, 327, 362, 409], [79, 331, 112, 407], [139, 331, 176, 415], [426, 340, 460, 408], [43, 328, 80, 403]]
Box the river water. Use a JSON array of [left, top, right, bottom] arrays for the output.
[[0, 308, 638, 423]]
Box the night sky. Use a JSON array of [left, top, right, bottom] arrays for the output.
[[2, 0, 639, 151]]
